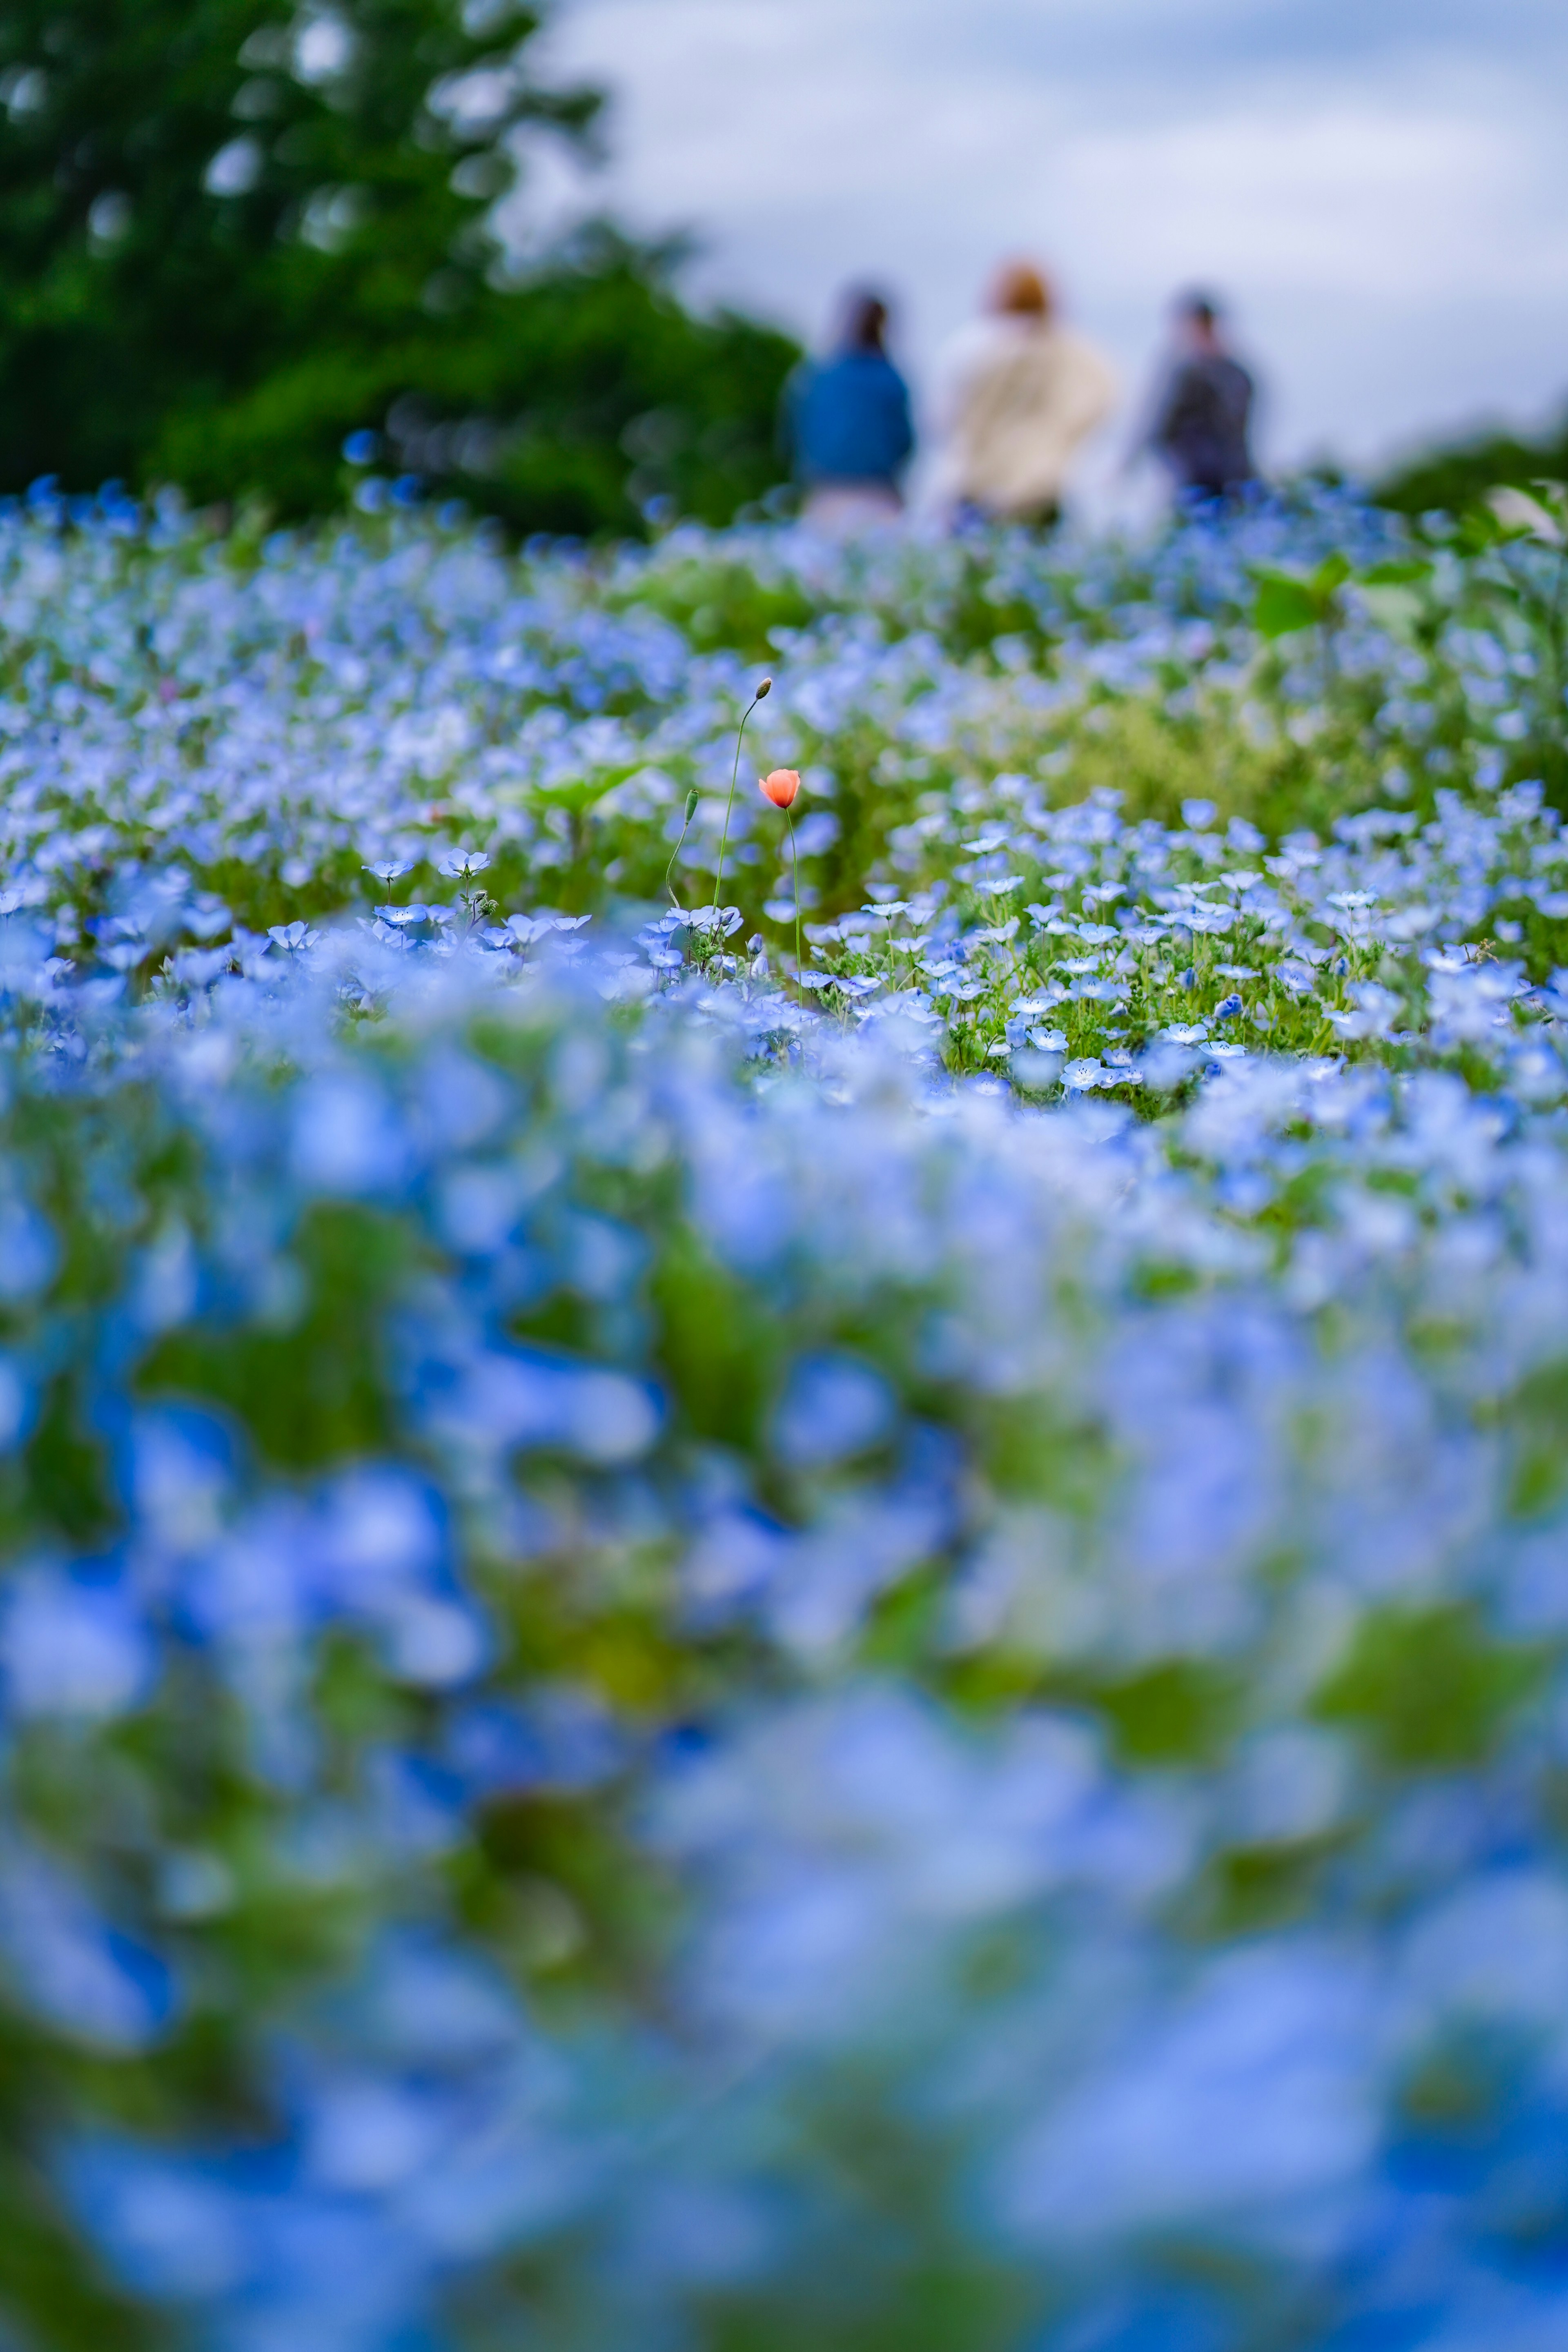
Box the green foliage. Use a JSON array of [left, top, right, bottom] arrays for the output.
[[0, 2131, 151, 2352], [1445, 485, 1568, 806], [138, 1202, 410, 1467], [650, 1229, 780, 1452], [614, 556, 817, 662], [1090, 1658, 1245, 1766], [1250, 553, 1352, 640], [1313, 1604, 1548, 1769], [1377, 410, 1568, 520], [1249, 552, 1439, 651], [0, 500, 1566, 2342], [0, 0, 797, 530]]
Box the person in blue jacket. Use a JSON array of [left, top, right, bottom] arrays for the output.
[[783, 290, 915, 532]]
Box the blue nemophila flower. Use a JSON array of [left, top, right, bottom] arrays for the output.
[[0, 1199, 58, 1301], [437, 849, 492, 880], [0, 1566, 154, 1723], [0, 1848, 178, 2052], [0, 485, 1563, 2352], [771, 1354, 897, 1470], [171, 945, 231, 986]]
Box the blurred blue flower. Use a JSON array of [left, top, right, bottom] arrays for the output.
[[770, 1352, 897, 1470], [0, 1850, 178, 2051], [0, 1199, 56, 1301], [0, 1566, 153, 1723]]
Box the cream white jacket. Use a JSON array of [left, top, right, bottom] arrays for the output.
[[935, 316, 1118, 517]]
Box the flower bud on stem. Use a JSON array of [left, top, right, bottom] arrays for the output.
[[664, 787, 700, 908], [711, 679, 773, 922]]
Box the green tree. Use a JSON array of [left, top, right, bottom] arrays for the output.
[[0, 0, 797, 532]]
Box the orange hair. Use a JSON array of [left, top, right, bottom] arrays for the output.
[[992, 261, 1052, 319]]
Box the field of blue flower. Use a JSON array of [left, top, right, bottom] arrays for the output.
[[0, 479, 1567, 2350]]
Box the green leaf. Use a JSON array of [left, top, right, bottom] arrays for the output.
[[1251, 572, 1323, 639], [1359, 560, 1432, 587], [1313, 1603, 1547, 1768], [1359, 584, 1425, 641], [528, 765, 641, 817], [1310, 552, 1353, 597], [1488, 486, 1566, 548]]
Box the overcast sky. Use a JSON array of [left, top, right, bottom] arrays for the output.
[[518, 0, 1568, 490]]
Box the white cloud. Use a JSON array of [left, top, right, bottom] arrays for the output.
[[1058, 100, 1567, 302], [529, 0, 1568, 471]]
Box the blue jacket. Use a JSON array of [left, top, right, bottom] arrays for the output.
[[785, 351, 915, 488]]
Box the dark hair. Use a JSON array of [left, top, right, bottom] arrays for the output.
[[840, 290, 890, 354], [1179, 290, 1221, 330]]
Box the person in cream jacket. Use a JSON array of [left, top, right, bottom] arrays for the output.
[[935, 262, 1118, 528]]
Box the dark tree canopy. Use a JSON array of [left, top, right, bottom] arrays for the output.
[[0, 1, 799, 531]]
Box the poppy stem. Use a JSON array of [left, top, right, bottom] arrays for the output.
[[789, 808, 802, 977]]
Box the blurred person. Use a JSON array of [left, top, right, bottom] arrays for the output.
[[782, 289, 914, 533], [934, 262, 1118, 529], [1147, 292, 1258, 500]]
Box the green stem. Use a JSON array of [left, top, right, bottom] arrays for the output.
[[789, 808, 802, 977], [711, 692, 762, 920], [665, 788, 699, 908]]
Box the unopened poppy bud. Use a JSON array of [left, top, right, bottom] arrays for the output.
[[682, 788, 699, 824], [756, 677, 772, 699], [759, 768, 800, 809]]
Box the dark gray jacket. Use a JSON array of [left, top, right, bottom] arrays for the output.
[[1153, 354, 1256, 495]]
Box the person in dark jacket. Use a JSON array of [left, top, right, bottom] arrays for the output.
[[783, 290, 915, 532], [1149, 292, 1257, 500]]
